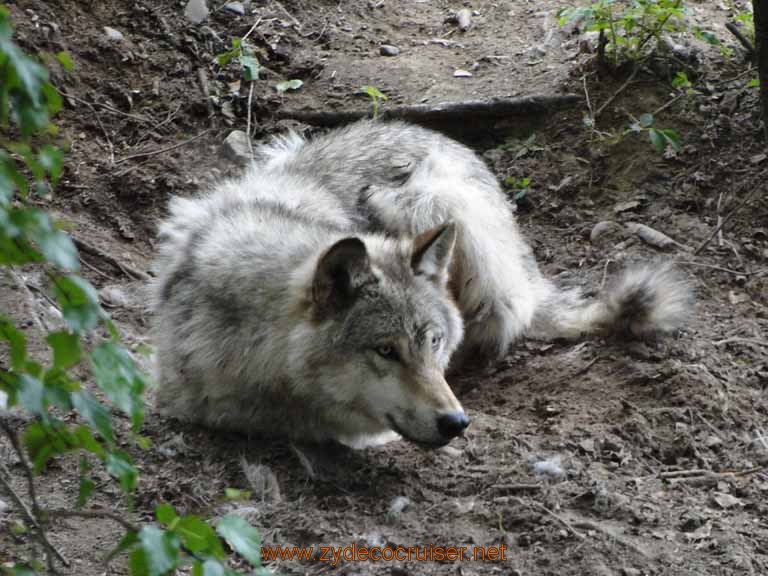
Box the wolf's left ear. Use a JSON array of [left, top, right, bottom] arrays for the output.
[[411, 222, 457, 285]]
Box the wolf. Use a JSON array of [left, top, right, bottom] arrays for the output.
[[151, 120, 692, 448]]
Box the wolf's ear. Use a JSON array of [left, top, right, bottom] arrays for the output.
[[313, 237, 373, 310], [411, 222, 457, 285]]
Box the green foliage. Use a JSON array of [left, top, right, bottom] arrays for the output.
[[216, 37, 261, 81], [360, 85, 388, 119], [504, 176, 531, 203], [1, 8, 264, 574], [275, 79, 303, 93], [559, 0, 686, 67], [627, 112, 681, 153]]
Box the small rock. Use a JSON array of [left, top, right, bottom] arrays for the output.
[[456, 8, 472, 31], [613, 200, 641, 213], [99, 286, 130, 307], [387, 496, 411, 519], [184, 0, 209, 24], [625, 222, 683, 250], [750, 153, 767, 165], [222, 130, 252, 164], [380, 44, 400, 56], [531, 455, 565, 480], [712, 492, 741, 509], [0, 498, 8, 513], [590, 221, 624, 244], [223, 1, 246, 15], [453, 69, 473, 78], [103, 26, 124, 41]]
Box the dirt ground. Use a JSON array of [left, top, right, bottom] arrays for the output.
[[2, 0, 768, 574]]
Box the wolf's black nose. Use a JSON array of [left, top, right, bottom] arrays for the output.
[[437, 412, 470, 439]]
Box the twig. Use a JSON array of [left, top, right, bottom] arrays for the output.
[[572, 519, 654, 558], [241, 16, 264, 43], [693, 186, 762, 256], [71, 237, 150, 282], [48, 508, 139, 533], [246, 81, 255, 159], [0, 422, 70, 568], [715, 66, 756, 86], [652, 91, 686, 116], [57, 89, 151, 124], [55, 88, 115, 164], [277, 94, 581, 128], [713, 337, 768, 348], [675, 260, 767, 276], [8, 268, 51, 334], [113, 129, 211, 165], [725, 21, 755, 58], [595, 65, 640, 118], [272, 0, 302, 28]]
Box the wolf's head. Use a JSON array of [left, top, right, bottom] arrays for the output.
[[302, 223, 468, 447]]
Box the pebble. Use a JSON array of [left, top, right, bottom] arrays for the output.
[[103, 26, 124, 41], [224, 2, 246, 16], [184, 0, 209, 24], [222, 130, 252, 165], [456, 8, 472, 31], [453, 69, 473, 77], [380, 44, 400, 56]]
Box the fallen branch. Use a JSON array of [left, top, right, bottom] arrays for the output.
[[48, 508, 139, 533], [0, 421, 70, 569], [72, 237, 151, 281], [595, 65, 640, 118], [725, 21, 755, 59], [114, 129, 211, 165], [694, 186, 762, 256], [276, 94, 582, 128]]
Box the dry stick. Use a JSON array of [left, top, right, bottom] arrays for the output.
[[725, 21, 755, 58], [277, 94, 582, 128], [693, 186, 762, 256], [272, 0, 302, 28], [595, 65, 640, 118], [652, 91, 686, 116], [71, 237, 150, 282], [246, 81, 256, 159], [674, 260, 767, 276], [57, 89, 150, 124], [48, 508, 140, 533], [713, 337, 768, 348], [56, 88, 115, 164], [113, 129, 210, 165], [0, 422, 70, 569]]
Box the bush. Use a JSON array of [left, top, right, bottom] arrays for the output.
[[0, 7, 262, 574]]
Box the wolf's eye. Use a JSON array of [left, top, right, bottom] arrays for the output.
[[375, 345, 399, 361], [431, 334, 444, 350]]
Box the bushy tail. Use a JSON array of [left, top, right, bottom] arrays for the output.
[[529, 263, 693, 340]]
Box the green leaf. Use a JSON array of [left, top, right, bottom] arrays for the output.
[[659, 128, 681, 152], [360, 85, 387, 101], [56, 51, 74, 72], [18, 374, 45, 415], [155, 503, 178, 526], [76, 456, 95, 509], [51, 275, 100, 332], [71, 390, 116, 445], [37, 229, 79, 271], [10, 565, 38, 576], [177, 516, 225, 557], [73, 425, 107, 459], [47, 330, 81, 369], [39, 145, 64, 186], [107, 450, 138, 493], [216, 515, 261, 566], [138, 526, 180, 576], [649, 128, 665, 153], [91, 342, 146, 430], [0, 316, 27, 370], [224, 487, 251, 501], [239, 55, 260, 81], [638, 113, 654, 128], [748, 78, 759, 88], [106, 530, 139, 563], [275, 79, 303, 93]]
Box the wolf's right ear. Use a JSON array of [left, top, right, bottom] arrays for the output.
[[313, 238, 373, 311]]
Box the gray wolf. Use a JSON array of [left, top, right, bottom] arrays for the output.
[[151, 120, 691, 448]]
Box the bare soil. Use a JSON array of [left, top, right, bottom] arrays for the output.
[[2, 1, 768, 575]]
